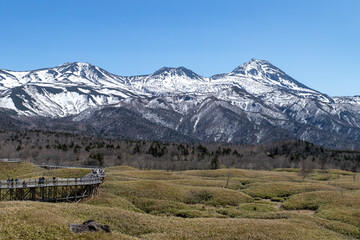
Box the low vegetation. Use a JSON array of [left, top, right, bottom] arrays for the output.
[[0, 162, 359, 239]]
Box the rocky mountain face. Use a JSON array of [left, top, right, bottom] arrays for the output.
[[0, 59, 360, 149]]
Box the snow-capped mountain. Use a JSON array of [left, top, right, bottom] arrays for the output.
[[0, 59, 359, 149], [127, 66, 209, 95], [0, 62, 143, 117]]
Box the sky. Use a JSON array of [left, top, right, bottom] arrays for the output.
[[0, 0, 359, 96]]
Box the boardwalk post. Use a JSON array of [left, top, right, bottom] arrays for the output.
[[31, 188, 36, 201], [9, 188, 13, 201]]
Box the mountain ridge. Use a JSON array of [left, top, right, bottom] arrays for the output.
[[0, 59, 359, 149]]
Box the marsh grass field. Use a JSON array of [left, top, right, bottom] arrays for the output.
[[0, 162, 359, 239]]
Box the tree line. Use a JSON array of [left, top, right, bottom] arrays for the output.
[[0, 129, 359, 172]]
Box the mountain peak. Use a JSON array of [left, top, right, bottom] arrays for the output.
[[56, 62, 102, 76], [151, 66, 203, 80], [232, 58, 274, 74], [57, 62, 95, 70], [248, 58, 269, 64], [247, 58, 272, 67], [59, 61, 93, 66], [229, 58, 316, 93]]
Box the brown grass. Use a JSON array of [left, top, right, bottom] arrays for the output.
[[0, 163, 359, 239]]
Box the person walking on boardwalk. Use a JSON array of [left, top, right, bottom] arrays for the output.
[[38, 177, 44, 185], [15, 178, 18, 186], [7, 177, 10, 187], [22, 180, 26, 187]]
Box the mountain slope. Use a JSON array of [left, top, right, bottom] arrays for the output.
[[0, 59, 360, 149], [0, 62, 145, 117]]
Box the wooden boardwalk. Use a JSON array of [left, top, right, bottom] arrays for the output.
[[0, 168, 105, 202]]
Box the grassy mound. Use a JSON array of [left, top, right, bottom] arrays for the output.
[[283, 191, 360, 210], [243, 182, 338, 198], [0, 162, 91, 180], [104, 180, 253, 206], [0, 162, 44, 179]]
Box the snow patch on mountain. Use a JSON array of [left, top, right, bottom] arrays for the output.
[[1, 59, 360, 149]]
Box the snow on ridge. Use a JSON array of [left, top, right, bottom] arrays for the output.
[[0, 59, 350, 118], [0, 59, 321, 96]]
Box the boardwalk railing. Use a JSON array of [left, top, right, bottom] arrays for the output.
[[35, 163, 104, 170], [0, 170, 106, 202], [0, 158, 22, 163], [0, 177, 103, 189]]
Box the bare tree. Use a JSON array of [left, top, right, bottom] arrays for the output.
[[299, 158, 313, 182]]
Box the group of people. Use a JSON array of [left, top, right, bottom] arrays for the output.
[[6, 178, 18, 187], [38, 176, 57, 185], [6, 178, 27, 187], [91, 168, 105, 180], [3, 176, 57, 188], [38, 176, 46, 185], [92, 168, 104, 175]]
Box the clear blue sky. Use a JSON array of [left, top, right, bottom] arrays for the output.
[[0, 0, 359, 96]]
